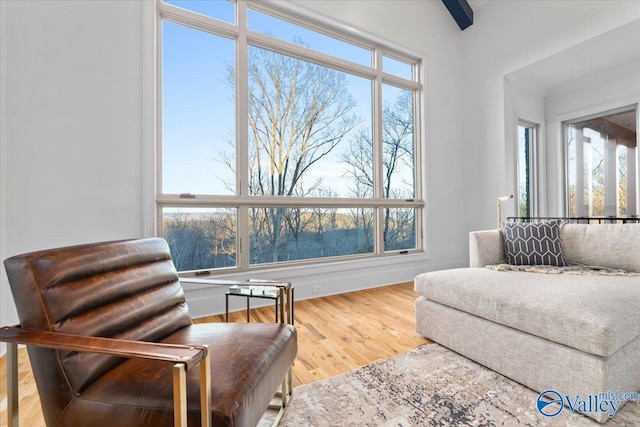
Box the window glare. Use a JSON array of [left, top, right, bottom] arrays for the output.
[[163, 0, 235, 24], [248, 8, 371, 67]]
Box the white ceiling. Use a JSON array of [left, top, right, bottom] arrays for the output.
[[507, 18, 640, 94]]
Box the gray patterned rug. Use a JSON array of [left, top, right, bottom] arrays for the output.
[[260, 344, 640, 426]]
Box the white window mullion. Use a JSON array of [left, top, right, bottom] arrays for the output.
[[586, 136, 593, 216], [604, 136, 619, 216], [381, 73, 420, 91], [412, 72, 422, 201], [412, 82, 423, 250], [628, 146, 637, 216], [155, 4, 165, 237], [142, 0, 157, 238], [159, 3, 239, 40], [574, 128, 585, 216], [247, 0, 376, 53], [530, 126, 538, 216], [373, 47, 385, 255], [247, 31, 377, 83], [237, 0, 250, 270]]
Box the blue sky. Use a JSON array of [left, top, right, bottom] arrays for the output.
[[161, 0, 413, 197]]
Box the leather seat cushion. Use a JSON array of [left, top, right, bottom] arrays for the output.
[[55, 322, 297, 427]]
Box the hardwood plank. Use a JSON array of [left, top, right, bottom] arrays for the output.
[[0, 282, 429, 426]]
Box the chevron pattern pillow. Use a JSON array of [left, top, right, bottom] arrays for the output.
[[502, 220, 568, 266]]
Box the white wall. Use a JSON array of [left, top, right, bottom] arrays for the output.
[[503, 75, 547, 217], [0, 0, 469, 353], [1, 0, 145, 351], [462, 1, 640, 229]]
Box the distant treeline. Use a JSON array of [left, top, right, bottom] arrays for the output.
[[164, 208, 414, 271]]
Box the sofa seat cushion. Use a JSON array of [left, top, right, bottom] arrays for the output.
[[414, 268, 640, 357], [56, 322, 298, 427]]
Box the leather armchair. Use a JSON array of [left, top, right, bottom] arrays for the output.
[[1, 238, 297, 427]]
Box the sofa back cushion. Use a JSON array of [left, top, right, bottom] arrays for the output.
[[560, 223, 640, 273]]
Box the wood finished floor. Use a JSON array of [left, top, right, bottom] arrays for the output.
[[1, 282, 430, 426]]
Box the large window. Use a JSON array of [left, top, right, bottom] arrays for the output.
[[566, 107, 637, 217], [158, 0, 423, 273]]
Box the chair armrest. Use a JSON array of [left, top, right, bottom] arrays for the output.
[[1, 325, 211, 427], [0, 326, 207, 370]]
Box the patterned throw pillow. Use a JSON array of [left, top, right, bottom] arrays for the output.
[[502, 220, 568, 266]]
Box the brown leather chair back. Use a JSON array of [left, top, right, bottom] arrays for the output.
[[4, 238, 193, 425]]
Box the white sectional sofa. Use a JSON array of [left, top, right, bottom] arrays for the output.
[[414, 222, 640, 423]]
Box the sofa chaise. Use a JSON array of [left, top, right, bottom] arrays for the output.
[[414, 222, 640, 423]]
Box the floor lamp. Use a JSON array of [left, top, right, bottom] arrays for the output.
[[497, 195, 514, 228]]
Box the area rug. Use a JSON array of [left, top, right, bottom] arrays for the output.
[[260, 344, 640, 426]]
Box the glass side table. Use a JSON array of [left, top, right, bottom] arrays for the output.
[[224, 280, 294, 324]]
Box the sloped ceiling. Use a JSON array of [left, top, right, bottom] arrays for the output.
[[508, 18, 640, 94]]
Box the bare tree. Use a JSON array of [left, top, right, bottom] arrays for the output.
[[381, 90, 415, 199], [226, 41, 359, 262], [342, 130, 374, 198], [342, 89, 415, 250], [164, 210, 237, 271], [243, 44, 359, 197]]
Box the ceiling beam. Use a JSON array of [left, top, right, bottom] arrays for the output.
[[441, 0, 473, 31]]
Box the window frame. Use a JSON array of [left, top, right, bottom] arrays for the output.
[[155, 0, 425, 275], [517, 120, 538, 218]]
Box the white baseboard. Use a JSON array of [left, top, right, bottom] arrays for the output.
[[184, 254, 465, 318]]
